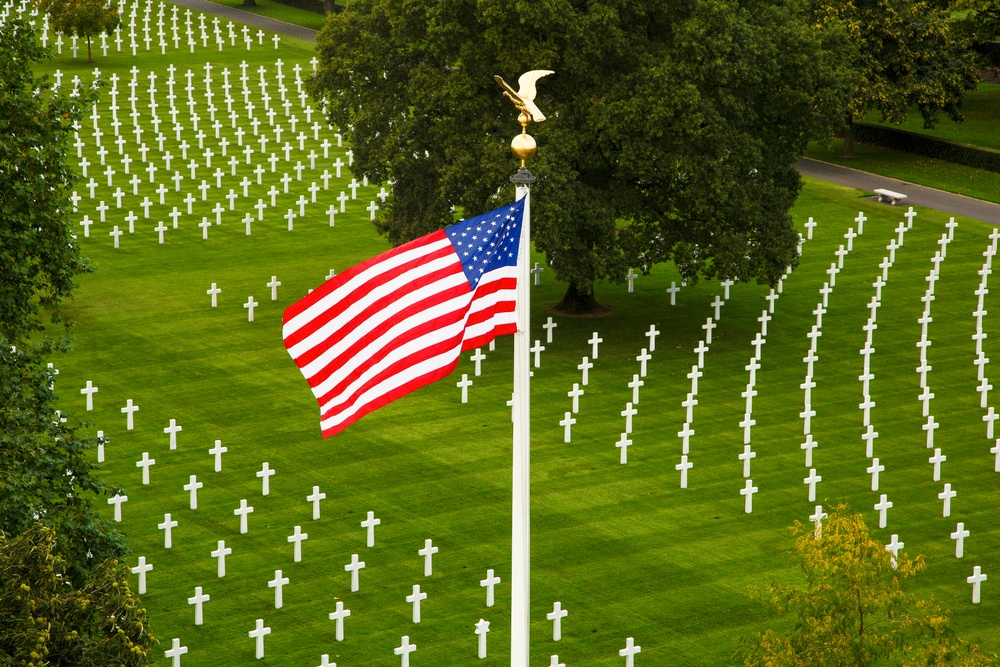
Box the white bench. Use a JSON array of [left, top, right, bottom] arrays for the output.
[[873, 188, 907, 205]]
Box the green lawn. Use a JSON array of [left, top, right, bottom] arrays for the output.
[[861, 83, 1000, 152], [205, 0, 328, 32], [34, 4, 1000, 665]]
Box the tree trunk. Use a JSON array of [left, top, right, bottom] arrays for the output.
[[553, 281, 604, 316], [841, 116, 856, 158], [86, 36, 93, 62], [242, 0, 257, 7]]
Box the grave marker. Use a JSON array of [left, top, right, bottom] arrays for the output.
[[164, 419, 182, 449], [419, 539, 439, 576], [188, 586, 210, 625], [308, 486, 326, 520], [235, 499, 254, 534], [131, 556, 152, 594], [184, 475, 203, 509], [406, 584, 427, 623], [249, 619, 271, 660], [475, 618, 491, 659], [967, 566, 987, 604], [329, 601, 351, 641], [164, 638, 188, 667], [269, 570, 289, 608], [619, 637, 641, 667], [288, 526, 308, 562], [952, 522, 970, 558], [345, 554, 365, 591], [158, 513, 178, 548]]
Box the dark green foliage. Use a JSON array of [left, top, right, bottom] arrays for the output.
[[309, 0, 847, 311], [0, 14, 127, 584], [37, 0, 120, 62], [852, 121, 1000, 174], [0, 525, 154, 667]]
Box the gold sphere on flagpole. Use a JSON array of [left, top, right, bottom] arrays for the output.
[[511, 112, 536, 166]]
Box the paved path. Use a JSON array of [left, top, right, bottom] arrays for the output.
[[798, 157, 1000, 225], [167, 0, 318, 42]]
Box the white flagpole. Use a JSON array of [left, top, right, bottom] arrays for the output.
[[510, 165, 534, 667]]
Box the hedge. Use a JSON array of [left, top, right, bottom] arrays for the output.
[[852, 121, 1000, 174]]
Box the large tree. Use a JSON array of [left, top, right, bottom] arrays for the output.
[[742, 506, 998, 667], [0, 525, 154, 667], [309, 0, 849, 313], [38, 0, 120, 63], [812, 0, 980, 156], [1, 13, 127, 583]]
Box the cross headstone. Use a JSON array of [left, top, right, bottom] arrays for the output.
[[131, 556, 152, 594], [739, 445, 757, 478], [637, 348, 652, 376], [108, 493, 128, 522], [457, 373, 472, 403], [209, 439, 227, 472], [615, 433, 632, 464], [867, 458, 884, 491], [666, 281, 680, 305], [621, 402, 637, 433], [269, 570, 290, 608], [345, 553, 365, 592], [288, 526, 308, 562], [481, 569, 501, 607], [874, 494, 892, 529], [629, 374, 644, 404], [589, 332, 603, 359], [361, 511, 381, 547], [136, 451, 156, 485], [188, 586, 210, 625], [531, 262, 544, 285], [308, 486, 326, 520], [885, 534, 904, 569], [675, 455, 693, 488], [952, 522, 970, 558], [741, 479, 758, 514], [244, 296, 259, 322], [938, 483, 956, 517], [578, 357, 594, 385], [809, 505, 828, 539], [121, 398, 139, 429], [235, 499, 254, 534], [803, 468, 822, 502], [329, 601, 351, 641], [249, 619, 271, 660], [257, 462, 275, 495], [568, 383, 583, 413], [406, 584, 427, 623], [80, 380, 99, 411], [164, 638, 188, 667], [929, 448, 947, 481], [419, 539, 439, 576], [164, 419, 183, 449], [619, 637, 641, 667], [158, 513, 178, 548], [967, 566, 987, 604], [183, 475, 203, 510], [394, 636, 416, 667], [547, 601, 568, 641]]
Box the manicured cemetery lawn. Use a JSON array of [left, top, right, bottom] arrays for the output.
[[806, 139, 1000, 205], [205, 0, 328, 32], [33, 2, 1000, 664]]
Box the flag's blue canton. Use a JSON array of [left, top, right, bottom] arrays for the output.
[[445, 199, 524, 288]]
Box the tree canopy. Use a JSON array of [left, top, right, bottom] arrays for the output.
[[742, 506, 998, 667], [811, 0, 980, 154], [0, 525, 154, 667], [309, 0, 849, 312], [38, 0, 120, 63], [1, 14, 126, 583]]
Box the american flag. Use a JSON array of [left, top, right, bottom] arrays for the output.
[[282, 198, 525, 437]]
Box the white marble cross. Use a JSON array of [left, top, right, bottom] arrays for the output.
[[885, 534, 904, 569], [952, 522, 970, 558], [481, 569, 501, 607], [938, 483, 956, 517], [209, 439, 227, 472], [667, 281, 680, 305], [267, 276, 281, 300], [329, 600, 351, 641], [269, 570, 289, 608], [406, 584, 427, 623], [741, 479, 757, 513], [419, 539, 439, 576], [345, 554, 366, 592], [560, 412, 576, 443], [164, 638, 188, 667], [394, 636, 416, 667], [739, 445, 756, 478], [234, 499, 254, 534], [288, 526, 308, 562], [470, 348, 486, 376], [578, 356, 594, 385], [80, 380, 99, 411], [108, 493, 128, 522], [257, 462, 275, 495], [543, 317, 557, 343], [244, 296, 259, 322], [131, 556, 153, 594], [158, 513, 178, 548], [249, 619, 271, 659], [675, 455, 692, 489], [308, 486, 326, 520], [616, 433, 632, 464], [967, 566, 987, 604], [547, 601, 568, 641], [188, 586, 210, 625], [457, 373, 472, 403], [361, 511, 380, 546], [809, 505, 827, 539], [619, 637, 641, 667], [136, 452, 156, 485], [207, 282, 221, 307], [867, 458, 884, 491], [874, 494, 892, 529], [121, 398, 139, 430], [568, 384, 584, 413]]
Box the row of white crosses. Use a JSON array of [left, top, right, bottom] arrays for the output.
[[70, 53, 385, 250], [736, 264, 794, 512], [93, 398, 512, 662], [39, 0, 281, 60]]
